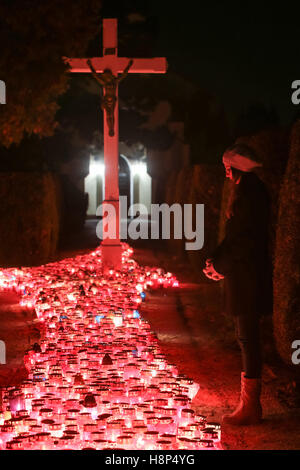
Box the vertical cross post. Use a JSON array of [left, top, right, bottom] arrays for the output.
[[101, 19, 122, 272]]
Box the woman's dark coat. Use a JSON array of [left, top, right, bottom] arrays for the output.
[[212, 172, 272, 317]]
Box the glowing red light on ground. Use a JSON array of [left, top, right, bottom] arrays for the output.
[[0, 244, 220, 450]]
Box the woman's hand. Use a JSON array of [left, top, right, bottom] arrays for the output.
[[203, 259, 224, 281]]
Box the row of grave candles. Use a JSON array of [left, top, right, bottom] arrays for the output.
[[0, 244, 221, 450]]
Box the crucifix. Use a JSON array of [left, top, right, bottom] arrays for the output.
[[66, 18, 167, 272]]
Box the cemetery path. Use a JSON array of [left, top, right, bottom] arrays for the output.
[[0, 292, 40, 389]]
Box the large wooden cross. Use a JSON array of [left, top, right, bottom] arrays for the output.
[[66, 18, 167, 272]]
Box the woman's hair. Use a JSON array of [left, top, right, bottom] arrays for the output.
[[231, 166, 244, 179], [225, 167, 244, 219]]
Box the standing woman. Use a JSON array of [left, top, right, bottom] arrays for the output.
[[203, 143, 272, 425]]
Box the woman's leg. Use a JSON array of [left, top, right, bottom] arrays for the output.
[[235, 314, 262, 378], [222, 315, 263, 424]]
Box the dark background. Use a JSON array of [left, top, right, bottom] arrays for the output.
[[147, 1, 300, 127], [101, 0, 300, 128], [1, 0, 300, 167]]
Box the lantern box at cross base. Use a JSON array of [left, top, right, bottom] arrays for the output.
[[101, 243, 123, 274], [0, 244, 221, 450]]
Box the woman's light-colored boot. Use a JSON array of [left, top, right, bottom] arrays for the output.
[[222, 372, 262, 425]]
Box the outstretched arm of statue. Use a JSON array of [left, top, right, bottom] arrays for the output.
[[117, 59, 134, 83], [87, 59, 105, 86]]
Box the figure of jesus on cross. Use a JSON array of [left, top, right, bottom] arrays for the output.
[[87, 58, 134, 137], [66, 18, 167, 272]]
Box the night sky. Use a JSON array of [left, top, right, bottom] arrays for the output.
[[147, 1, 300, 127]]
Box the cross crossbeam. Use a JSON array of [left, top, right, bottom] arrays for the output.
[[66, 57, 167, 74]]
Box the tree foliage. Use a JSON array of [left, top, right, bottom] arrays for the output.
[[273, 120, 300, 366], [0, 0, 100, 147]]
